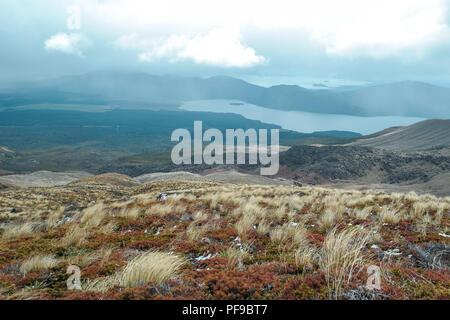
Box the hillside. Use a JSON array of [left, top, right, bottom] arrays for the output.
[[348, 119, 450, 151], [0, 171, 91, 188], [279, 145, 450, 187], [0, 179, 448, 300]]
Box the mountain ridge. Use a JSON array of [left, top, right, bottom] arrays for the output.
[[2, 72, 450, 118], [348, 119, 450, 151]]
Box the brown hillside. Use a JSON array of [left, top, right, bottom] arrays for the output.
[[348, 119, 450, 151]]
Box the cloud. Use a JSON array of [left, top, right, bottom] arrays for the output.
[[114, 33, 156, 50], [44, 4, 88, 57], [116, 26, 265, 67], [44, 32, 89, 57], [304, 0, 450, 58], [87, 0, 450, 60]]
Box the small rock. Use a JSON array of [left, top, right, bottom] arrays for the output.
[[201, 237, 214, 245], [122, 249, 143, 261], [157, 193, 168, 201], [181, 214, 194, 222], [342, 286, 389, 300], [195, 253, 213, 262], [384, 249, 402, 256]]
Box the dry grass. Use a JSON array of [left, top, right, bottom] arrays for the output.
[[378, 207, 401, 224], [220, 246, 250, 270], [256, 219, 270, 236], [67, 247, 113, 268], [148, 203, 175, 216], [319, 209, 343, 230], [116, 251, 184, 288], [20, 255, 58, 275], [270, 222, 309, 250], [85, 251, 184, 292], [295, 246, 318, 271], [232, 201, 262, 219], [185, 222, 207, 241], [79, 202, 106, 228], [235, 214, 256, 239], [0, 178, 449, 300], [2, 222, 35, 239], [320, 227, 371, 299], [46, 206, 65, 228], [60, 225, 88, 247], [118, 206, 141, 219], [354, 206, 373, 220]]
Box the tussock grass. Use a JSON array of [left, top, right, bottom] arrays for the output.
[[270, 223, 308, 248], [185, 219, 217, 241], [118, 206, 141, 219], [20, 255, 58, 275], [85, 251, 184, 291], [319, 209, 343, 230], [232, 201, 262, 219], [80, 202, 106, 228], [320, 227, 371, 299], [220, 246, 250, 270], [235, 214, 256, 239], [2, 222, 34, 239], [117, 251, 184, 287], [295, 246, 318, 271], [378, 207, 401, 224], [116, 251, 184, 287], [1, 178, 449, 299], [148, 203, 175, 216], [185, 222, 204, 241], [354, 206, 373, 220], [67, 247, 113, 268], [256, 219, 270, 236], [193, 211, 208, 221], [46, 206, 65, 228], [60, 225, 87, 247]]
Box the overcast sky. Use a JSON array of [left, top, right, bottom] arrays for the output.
[[2, 0, 450, 85]]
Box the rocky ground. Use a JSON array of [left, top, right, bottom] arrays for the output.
[[279, 145, 450, 184], [95, 144, 450, 196]]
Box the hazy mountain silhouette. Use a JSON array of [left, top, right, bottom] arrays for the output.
[[3, 72, 450, 118]]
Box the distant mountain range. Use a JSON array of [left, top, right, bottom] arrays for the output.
[[1, 72, 450, 118]]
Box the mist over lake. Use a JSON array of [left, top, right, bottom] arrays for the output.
[[181, 100, 427, 135]]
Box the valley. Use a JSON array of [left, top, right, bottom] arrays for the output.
[[0, 74, 449, 301]]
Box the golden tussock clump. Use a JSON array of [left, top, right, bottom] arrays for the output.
[[117, 251, 185, 287], [85, 251, 184, 291], [2, 222, 35, 239], [320, 227, 371, 299], [20, 255, 58, 276], [60, 225, 88, 247]]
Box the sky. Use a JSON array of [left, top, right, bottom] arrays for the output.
[[1, 0, 450, 86]]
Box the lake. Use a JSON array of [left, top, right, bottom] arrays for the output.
[[181, 100, 426, 135]]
